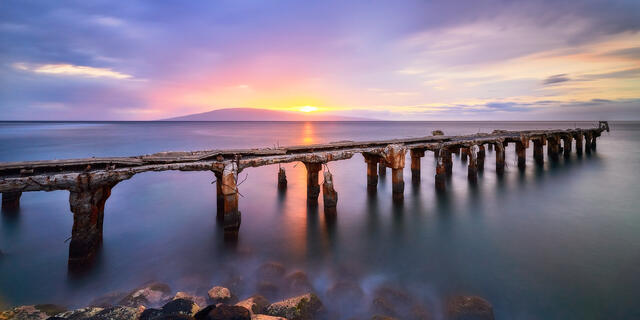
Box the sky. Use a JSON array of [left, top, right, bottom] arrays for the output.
[[1, 0, 639, 120]]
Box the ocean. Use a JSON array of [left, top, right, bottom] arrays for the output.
[[1, 121, 639, 319]]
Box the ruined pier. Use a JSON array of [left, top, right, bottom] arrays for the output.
[[0, 122, 609, 267]]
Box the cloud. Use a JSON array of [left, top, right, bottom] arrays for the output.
[[12, 63, 133, 79], [542, 74, 571, 85]]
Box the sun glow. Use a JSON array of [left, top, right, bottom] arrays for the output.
[[299, 106, 318, 112]]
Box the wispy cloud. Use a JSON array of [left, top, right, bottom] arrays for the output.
[[542, 74, 571, 85], [12, 63, 133, 79]]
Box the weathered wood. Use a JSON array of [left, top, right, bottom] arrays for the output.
[[303, 162, 322, 206], [322, 170, 338, 216], [410, 149, 424, 183], [547, 135, 560, 160], [495, 142, 505, 175], [562, 135, 573, 157], [575, 132, 584, 155], [468, 145, 478, 183], [277, 167, 287, 190], [363, 154, 379, 192], [477, 145, 485, 172], [2, 191, 22, 212]]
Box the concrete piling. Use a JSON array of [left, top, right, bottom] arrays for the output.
[[322, 170, 338, 216], [495, 142, 505, 175], [410, 149, 425, 184], [477, 145, 485, 172], [1, 191, 21, 212], [277, 167, 287, 190], [533, 138, 545, 165], [364, 154, 379, 193]]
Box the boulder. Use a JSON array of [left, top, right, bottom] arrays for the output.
[[252, 315, 287, 320], [255, 282, 280, 301], [235, 295, 269, 315], [89, 291, 128, 308], [55, 307, 104, 319], [0, 305, 56, 320], [370, 286, 431, 319], [174, 292, 207, 309], [140, 308, 164, 320], [283, 272, 314, 296], [207, 287, 235, 304], [193, 305, 216, 320], [432, 130, 445, 136], [85, 306, 140, 320], [371, 316, 398, 320], [195, 305, 250, 320], [119, 283, 172, 307], [265, 293, 323, 320], [446, 296, 494, 320], [162, 299, 201, 317], [256, 262, 286, 283], [325, 280, 364, 307]]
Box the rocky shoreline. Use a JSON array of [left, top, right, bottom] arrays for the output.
[[1, 262, 495, 320]]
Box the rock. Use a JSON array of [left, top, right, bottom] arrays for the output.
[[140, 308, 165, 320], [256, 282, 280, 301], [89, 291, 128, 308], [55, 307, 104, 319], [193, 305, 216, 320], [195, 305, 250, 320], [446, 296, 494, 320], [0, 304, 66, 320], [265, 293, 323, 320], [256, 262, 286, 283], [252, 315, 286, 320], [432, 130, 445, 136], [0, 305, 48, 320], [208, 287, 235, 304], [371, 316, 398, 320], [283, 272, 314, 296], [118, 283, 172, 307], [85, 306, 140, 320], [370, 286, 431, 319], [174, 292, 207, 309], [235, 295, 269, 315], [162, 299, 201, 317]]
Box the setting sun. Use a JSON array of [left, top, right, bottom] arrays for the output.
[[299, 106, 318, 113]]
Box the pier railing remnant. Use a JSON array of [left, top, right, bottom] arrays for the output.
[[0, 122, 609, 267]]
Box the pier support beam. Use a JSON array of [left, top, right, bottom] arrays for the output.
[[277, 167, 287, 190], [584, 131, 593, 153], [487, 143, 493, 152], [363, 154, 379, 193], [220, 164, 241, 238], [68, 178, 114, 267], [410, 149, 424, 184], [1, 191, 22, 212], [304, 162, 323, 206], [461, 147, 469, 162], [435, 150, 446, 191], [383, 145, 406, 202], [378, 158, 387, 177], [533, 138, 545, 165], [575, 133, 584, 155], [468, 145, 478, 183], [322, 170, 338, 216], [547, 135, 560, 161], [515, 140, 527, 170], [562, 136, 573, 157], [495, 142, 505, 176], [477, 145, 485, 172], [443, 148, 453, 175], [214, 171, 224, 221]]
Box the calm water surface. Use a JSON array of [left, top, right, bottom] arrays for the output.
[[1, 121, 639, 319]]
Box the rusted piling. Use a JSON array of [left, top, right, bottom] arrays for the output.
[[575, 132, 584, 155], [495, 142, 505, 175], [477, 145, 485, 172], [533, 137, 545, 165], [410, 149, 424, 184], [277, 167, 287, 190], [487, 143, 493, 151], [363, 154, 379, 192], [562, 136, 573, 157], [383, 145, 406, 202], [515, 141, 527, 170], [1, 191, 21, 211], [214, 171, 224, 221], [468, 145, 478, 183], [304, 162, 323, 206], [322, 170, 338, 216], [547, 135, 560, 161], [443, 148, 453, 175], [68, 174, 114, 267], [378, 158, 387, 177], [461, 147, 469, 162], [584, 131, 593, 153], [435, 150, 446, 191], [220, 164, 241, 239]]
